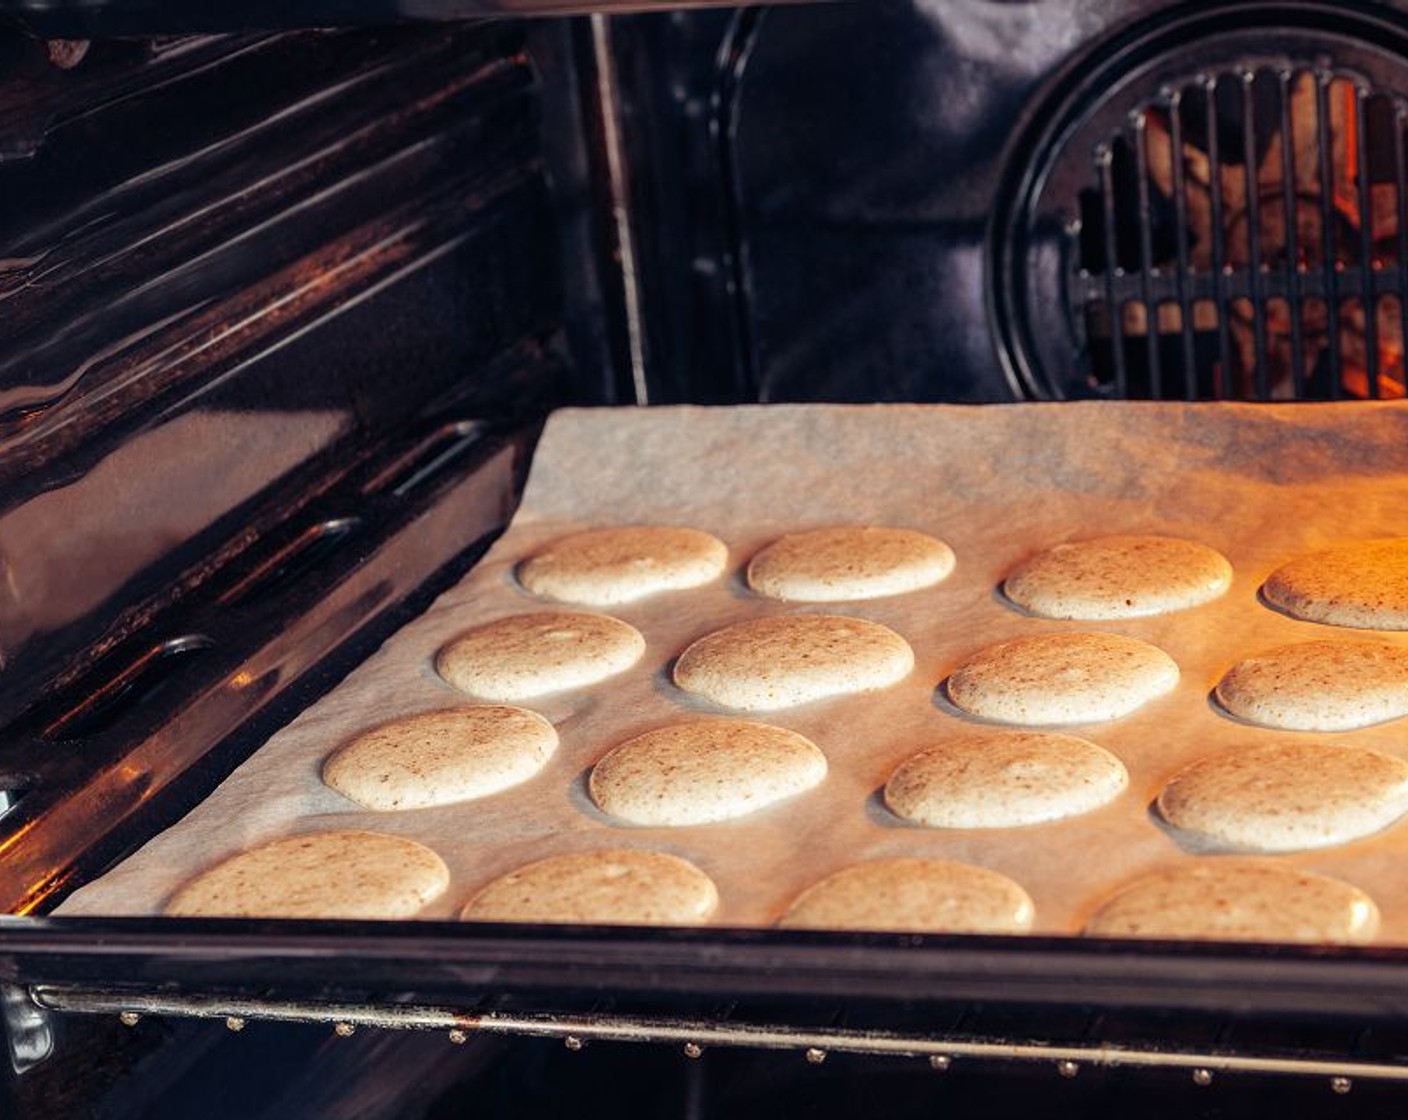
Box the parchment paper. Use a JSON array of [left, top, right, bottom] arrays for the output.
[[57, 402, 1408, 940]]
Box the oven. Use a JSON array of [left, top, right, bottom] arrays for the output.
[[3, 1, 1408, 1116]]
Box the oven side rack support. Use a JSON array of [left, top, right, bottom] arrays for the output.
[[23, 984, 1397, 1092]]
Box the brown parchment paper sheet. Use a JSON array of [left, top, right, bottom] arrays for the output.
[[57, 401, 1408, 939]]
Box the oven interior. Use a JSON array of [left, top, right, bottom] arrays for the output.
[[4, 0, 1408, 1114]]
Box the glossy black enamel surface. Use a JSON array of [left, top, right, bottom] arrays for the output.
[[563, 0, 1133, 403], [0, 22, 565, 731]]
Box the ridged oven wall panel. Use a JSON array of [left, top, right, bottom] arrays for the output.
[[0, 23, 565, 730]]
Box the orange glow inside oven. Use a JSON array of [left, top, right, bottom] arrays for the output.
[[1108, 73, 1408, 399]]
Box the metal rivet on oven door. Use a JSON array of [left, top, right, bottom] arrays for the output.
[[804, 1048, 827, 1065], [225, 1017, 245, 1033], [1056, 1060, 1079, 1079], [683, 1042, 703, 1059], [564, 1035, 584, 1052], [929, 1055, 951, 1072], [334, 1022, 356, 1037], [118, 1012, 140, 1027], [1331, 1076, 1353, 1095], [1191, 1068, 1213, 1087], [448, 1029, 469, 1045]]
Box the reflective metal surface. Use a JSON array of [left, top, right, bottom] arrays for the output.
[[29, 987, 1408, 1087], [0, 23, 561, 730]]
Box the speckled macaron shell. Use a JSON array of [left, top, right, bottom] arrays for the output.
[[164, 831, 450, 919], [460, 849, 719, 925], [884, 731, 1128, 828], [323, 706, 559, 811], [746, 526, 955, 602], [673, 614, 914, 711], [945, 632, 1179, 725], [436, 611, 645, 702], [1263, 538, 1408, 629], [1003, 534, 1232, 620], [589, 719, 827, 826], [1214, 639, 1408, 731], [1157, 741, 1408, 851], [517, 525, 728, 606], [1085, 862, 1380, 944], [778, 858, 1035, 934]]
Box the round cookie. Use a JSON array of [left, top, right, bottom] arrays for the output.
[[945, 632, 1179, 725], [436, 611, 645, 702], [165, 831, 449, 919], [747, 526, 955, 602], [778, 858, 1034, 934], [1004, 534, 1232, 620], [884, 731, 1127, 828], [518, 525, 727, 606], [461, 849, 718, 925], [1214, 639, 1408, 731], [590, 719, 827, 826], [324, 706, 558, 811], [673, 614, 914, 711], [1263, 538, 1408, 629], [1085, 862, 1379, 944], [1157, 742, 1408, 851]]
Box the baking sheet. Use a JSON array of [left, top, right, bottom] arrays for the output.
[[57, 401, 1408, 940]]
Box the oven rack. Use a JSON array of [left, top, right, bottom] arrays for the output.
[[7, 919, 1408, 1088], [18, 984, 1406, 1093]]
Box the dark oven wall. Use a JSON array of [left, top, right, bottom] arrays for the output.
[[575, 0, 1101, 405], [584, 0, 1408, 405], [0, 0, 1149, 413], [0, 22, 584, 732]]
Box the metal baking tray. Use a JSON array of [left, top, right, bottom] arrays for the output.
[[11, 401, 1408, 1086]]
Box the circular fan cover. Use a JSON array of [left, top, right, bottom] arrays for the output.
[[989, 3, 1408, 402]]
